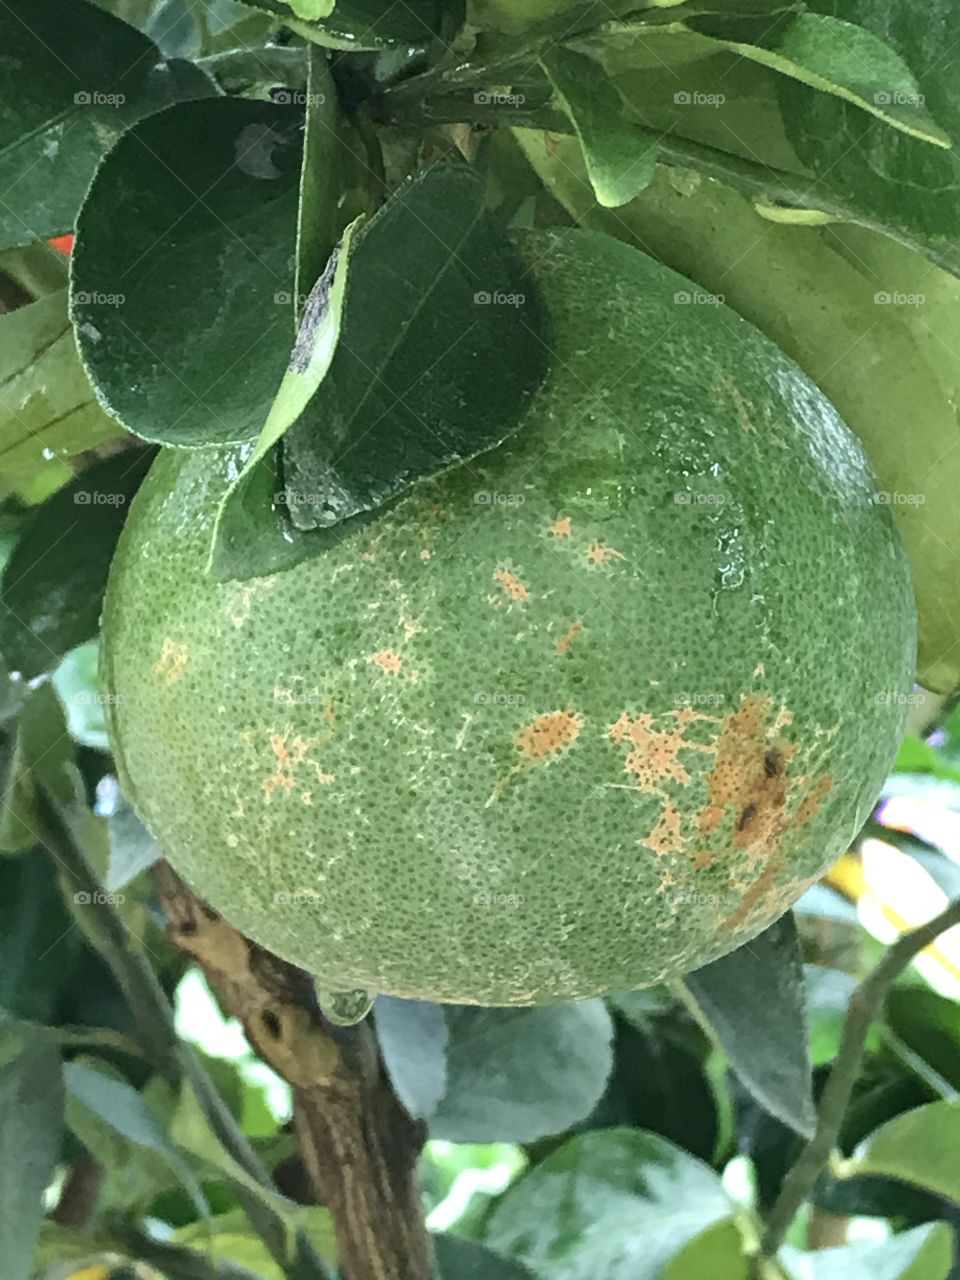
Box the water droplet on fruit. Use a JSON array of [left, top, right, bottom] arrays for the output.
[[316, 986, 374, 1026]]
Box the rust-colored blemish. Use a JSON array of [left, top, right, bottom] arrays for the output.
[[609, 712, 711, 793], [585, 541, 625, 567], [557, 621, 583, 655], [262, 729, 332, 802], [643, 800, 684, 857], [795, 773, 833, 826], [152, 637, 188, 683], [369, 649, 403, 674], [549, 517, 572, 538], [717, 373, 756, 434], [494, 567, 530, 602], [691, 849, 715, 871], [516, 710, 583, 763]]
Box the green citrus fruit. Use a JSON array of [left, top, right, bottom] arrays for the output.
[[517, 129, 960, 692], [102, 229, 915, 1005]]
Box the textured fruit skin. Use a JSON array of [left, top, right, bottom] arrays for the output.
[[102, 229, 915, 1005]]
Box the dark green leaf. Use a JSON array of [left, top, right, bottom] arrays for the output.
[[783, 1222, 953, 1280], [0, 0, 214, 250], [541, 47, 657, 207], [0, 449, 154, 678], [486, 1129, 731, 1280], [429, 1001, 613, 1144], [683, 10, 950, 146], [0, 291, 121, 497], [295, 48, 343, 304], [778, 0, 960, 275], [281, 165, 550, 531], [239, 0, 445, 49], [853, 1099, 960, 1202], [374, 997, 449, 1120], [884, 986, 960, 1093], [72, 97, 304, 446], [434, 1233, 539, 1280], [0, 852, 85, 1020], [683, 914, 815, 1136], [0, 1025, 64, 1280]]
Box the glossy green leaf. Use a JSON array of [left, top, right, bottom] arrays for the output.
[[429, 1001, 614, 1144], [434, 1233, 539, 1280], [375, 997, 449, 1120], [281, 165, 550, 530], [683, 914, 815, 1136], [209, 215, 363, 575], [0, 449, 154, 678], [295, 47, 343, 305], [0, 0, 214, 250], [783, 1222, 953, 1280], [486, 1129, 731, 1280], [778, 0, 960, 277], [0, 1026, 64, 1280], [72, 97, 303, 446], [852, 1100, 960, 1203], [541, 47, 657, 207], [0, 291, 121, 496], [682, 10, 951, 146]]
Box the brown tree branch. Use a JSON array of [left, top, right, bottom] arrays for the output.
[[152, 862, 433, 1280]]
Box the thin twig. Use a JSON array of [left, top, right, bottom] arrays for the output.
[[760, 897, 960, 1261], [153, 861, 433, 1280]]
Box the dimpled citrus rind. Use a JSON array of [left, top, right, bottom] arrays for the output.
[[102, 228, 916, 1005]]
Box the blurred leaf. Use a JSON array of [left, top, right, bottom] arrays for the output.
[[375, 997, 449, 1121], [0, 450, 154, 678], [280, 165, 551, 529], [239, 0, 445, 50], [174, 1205, 337, 1276], [852, 1099, 960, 1202], [893, 735, 960, 783], [884, 986, 960, 1093], [434, 1232, 539, 1279], [0, 683, 84, 850], [53, 642, 111, 751], [0, 0, 214, 250], [72, 98, 303, 447], [0, 851, 86, 1020], [541, 47, 657, 207], [683, 915, 815, 1136], [65, 1060, 207, 1215], [105, 801, 161, 892], [429, 1001, 614, 1144], [0, 241, 69, 300], [486, 1129, 731, 1280], [805, 966, 865, 1068], [783, 1221, 953, 1280], [0, 1025, 64, 1280], [0, 291, 120, 495], [661, 1218, 747, 1280]]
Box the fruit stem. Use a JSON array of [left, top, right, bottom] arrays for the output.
[[758, 895, 960, 1265]]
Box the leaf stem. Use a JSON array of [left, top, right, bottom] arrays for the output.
[[759, 897, 960, 1262]]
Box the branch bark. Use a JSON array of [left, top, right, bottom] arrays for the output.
[[759, 896, 960, 1264], [152, 862, 433, 1280]]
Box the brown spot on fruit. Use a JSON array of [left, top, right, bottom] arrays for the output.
[[609, 711, 711, 793], [152, 637, 188, 683], [643, 801, 683, 857], [557, 621, 583, 655], [585, 541, 625, 567], [494, 568, 530, 602], [369, 649, 403, 674], [795, 773, 833, 826], [703, 695, 793, 856], [549, 517, 572, 538], [516, 710, 583, 763]]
